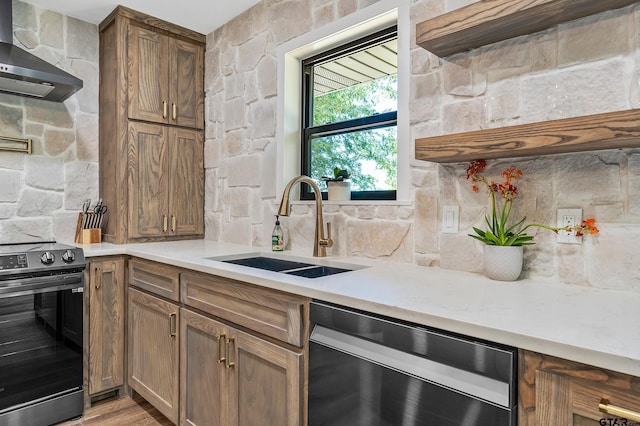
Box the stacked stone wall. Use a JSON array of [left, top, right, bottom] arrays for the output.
[[0, 0, 99, 243], [205, 0, 640, 290]]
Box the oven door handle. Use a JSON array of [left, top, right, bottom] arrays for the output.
[[0, 273, 84, 298], [310, 324, 510, 408]]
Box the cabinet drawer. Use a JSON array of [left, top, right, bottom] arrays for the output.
[[181, 272, 308, 347], [536, 369, 640, 424], [129, 258, 180, 302]]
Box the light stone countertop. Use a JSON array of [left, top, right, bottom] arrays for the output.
[[75, 239, 640, 378]]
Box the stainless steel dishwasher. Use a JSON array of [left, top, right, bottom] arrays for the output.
[[308, 301, 517, 426]]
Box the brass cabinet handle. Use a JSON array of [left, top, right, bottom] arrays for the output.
[[217, 334, 226, 364], [95, 266, 102, 289], [171, 215, 176, 232], [225, 337, 235, 369], [163, 215, 168, 232], [168, 313, 177, 337], [172, 103, 177, 120], [599, 399, 640, 422], [162, 101, 167, 119]]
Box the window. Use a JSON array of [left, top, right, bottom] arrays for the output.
[[301, 26, 398, 201]]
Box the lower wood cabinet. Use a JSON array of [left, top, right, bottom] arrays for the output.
[[127, 257, 308, 425], [519, 350, 640, 425], [86, 256, 126, 397], [180, 308, 226, 425], [536, 369, 640, 425], [180, 308, 303, 426], [128, 287, 180, 424]]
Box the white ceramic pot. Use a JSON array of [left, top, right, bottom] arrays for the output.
[[483, 245, 523, 281], [327, 180, 351, 201]]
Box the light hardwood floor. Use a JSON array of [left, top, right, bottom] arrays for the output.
[[58, 396, 172, 425]]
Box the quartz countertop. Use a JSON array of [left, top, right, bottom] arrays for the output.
[[76, 239, 640, 377]]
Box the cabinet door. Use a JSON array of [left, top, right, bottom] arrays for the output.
[[168, 128, 203, 236], [128, 122, 169, 238], [88, 257, 125, 395], [536, 370, 640, 425], [128, 25, 169, 124], [227, 327, 304, 426], [180, 308, 228, 426], [128, 287, 180, 424], [169, 38, 204, 129]]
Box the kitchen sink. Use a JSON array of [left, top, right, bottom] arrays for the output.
[[220, 256, 316, 272], [205, 253, 366, 278], [285, 265, 351, 278]]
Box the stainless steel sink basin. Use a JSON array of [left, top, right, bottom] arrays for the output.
[[205, 253, 366, 278]]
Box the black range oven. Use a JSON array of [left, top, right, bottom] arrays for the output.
[[0, 242, 85, 426]]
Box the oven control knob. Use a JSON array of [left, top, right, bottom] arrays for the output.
[[40, 251, 55, 265], [62, 250, 76, 263]]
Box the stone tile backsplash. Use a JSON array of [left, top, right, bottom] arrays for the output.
[[0, 0, 99, 243], [205, 0, 640, 291]]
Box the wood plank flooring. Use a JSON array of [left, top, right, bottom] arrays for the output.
[[58, 395, 173, 425]]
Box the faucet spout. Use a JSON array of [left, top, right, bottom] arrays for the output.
[[278, 175, 333, 257]]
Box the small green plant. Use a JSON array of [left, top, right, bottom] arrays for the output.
[[322, 167, 351, 182], [466, 160, 599, 246]]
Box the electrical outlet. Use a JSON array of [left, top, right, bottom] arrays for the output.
[[557, 208, 582, 244], [442, 206, 459, 234]]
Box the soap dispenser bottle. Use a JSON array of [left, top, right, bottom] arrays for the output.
[[272, 215, 284, 251]]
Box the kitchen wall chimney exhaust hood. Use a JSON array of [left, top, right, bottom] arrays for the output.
[[0, 0, 83, 102]]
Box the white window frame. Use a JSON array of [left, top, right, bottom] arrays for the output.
[[276, 0, 409, 203]]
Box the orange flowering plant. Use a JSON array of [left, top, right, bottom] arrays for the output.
[[466, 160, 599, 246]]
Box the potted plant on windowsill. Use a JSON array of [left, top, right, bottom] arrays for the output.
[[466, 160, 599, 281], [322, 168, 352, 201]]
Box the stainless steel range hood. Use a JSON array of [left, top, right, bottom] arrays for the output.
[[0, 0, 83, 102]]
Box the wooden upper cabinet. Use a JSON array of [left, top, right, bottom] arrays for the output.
[[168, 127, 204, 236], [128, 122, 204, 239], [128, 24, 203, 129], [128, 122, 169, 239], [128, 25, 169, 124], [170, 38, 204, 129], [99, 6, 205, 243]]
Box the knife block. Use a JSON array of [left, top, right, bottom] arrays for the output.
[[74, 213, 102, 244]]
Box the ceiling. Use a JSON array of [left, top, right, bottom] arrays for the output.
[[21, 0, 263, 34]]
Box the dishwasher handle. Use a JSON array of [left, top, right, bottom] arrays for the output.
[[310, 324, 511, 408]]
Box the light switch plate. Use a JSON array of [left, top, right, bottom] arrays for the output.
[[557, 208, 582, 244], [442, 206, 459, 234]]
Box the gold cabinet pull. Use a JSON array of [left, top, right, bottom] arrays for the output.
[[225, 337, 235, 369], [599, 399, 640, 422], [168, 313, 177, 337], [163, 215, 168, 232], [162, 101, 167, 119], [172, 103, 177, 120], [171, 215, 176, 232], [95, 266, 102, 289], [217, 334, 226, 364]]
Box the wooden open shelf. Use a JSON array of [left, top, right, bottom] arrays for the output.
[[416, 0, 638, 57], [414, 109, 640, 163]]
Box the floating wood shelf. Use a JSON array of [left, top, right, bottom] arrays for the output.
[[416, 0, 639, 57], [414, 109, 640, 163]]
